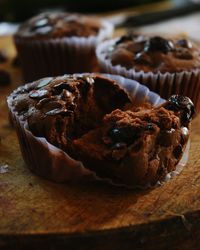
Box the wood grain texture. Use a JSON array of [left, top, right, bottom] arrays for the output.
[[0, 37, 200, 250]]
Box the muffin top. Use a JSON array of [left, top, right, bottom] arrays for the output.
[[103, 33, 200, 73], [10, 74, 131, 150], [15, 12, 102, 39]]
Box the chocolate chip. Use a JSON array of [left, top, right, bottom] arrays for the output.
[[45, 108, 73, 116], [134, 52, 152, 65], [29, 89, 49, 99], [37, 77, 52, 89], [108, 126, 139, 145], [144, 36, 174, 53], [0, 50, 8, 63], [108, 122, 156, 146], [174, 48, 193, 60], [116, 34, 146, 46], [42, 100, 63, 111], [115, 35, 133, 45], [36, 97, 54, 109], [35, 18, 49, 27], [30, 18, 49, 32], [39, 98, 74, 117], [176, 39, 192, 49], [173, 145, 183, 159], [164, 95, 195, 125], [36, 26, 52, 35], [0, 70, 11, 86], [53, 82, 74, 94]]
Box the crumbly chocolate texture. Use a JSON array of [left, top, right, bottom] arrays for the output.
[[15, 12, 102, 39], [73, 96, 194, 186], [11, 74, 194, 186], [11, 75, 131, 151], [105, 34, 200, 73]]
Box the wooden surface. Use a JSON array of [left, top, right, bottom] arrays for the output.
[[0, 37, 200, 250]]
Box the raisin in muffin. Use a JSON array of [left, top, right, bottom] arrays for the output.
[[7, 74, 194, 187], [96, 33, 200, 111], [73, 95, 194, 186], [14, 12, 113, 81]]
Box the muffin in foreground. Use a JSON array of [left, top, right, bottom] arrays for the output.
[[7, 73, 194, 188], [14, 12, 113, 81], [96, 33, 200, 112]]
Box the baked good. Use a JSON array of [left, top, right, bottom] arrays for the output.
[[14, 12, 113, 81], [96, 33, 200, 111], [8, 73, 193, 187], [74, 95, 194, 186]]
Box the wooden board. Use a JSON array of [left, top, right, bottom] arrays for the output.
[[0, 36, 200, 250]]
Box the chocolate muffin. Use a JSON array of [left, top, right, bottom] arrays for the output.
[[96, 34, 200, 111], [14, 12, 113, 81], [7, 73, 193, 187], [74, 95, 194, 186]]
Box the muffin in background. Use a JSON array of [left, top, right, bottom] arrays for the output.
[[96, 33, 200, 112], [14, 12, 113, 81]]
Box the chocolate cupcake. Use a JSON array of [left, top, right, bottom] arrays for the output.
[[96, 34, 200, 112], [7, 73, 193, 188], [14, 12, 113, 81], [74, 95, 194, 186]]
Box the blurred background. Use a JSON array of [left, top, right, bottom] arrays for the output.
[[0, 0, 165, 21], [0, 0, 197, 22], [1, 0, 200, 40]]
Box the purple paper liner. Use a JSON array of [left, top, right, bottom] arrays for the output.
[[96, 38, 200, 112], [7, 73, 189, 189], [14, 20, 113, 82]]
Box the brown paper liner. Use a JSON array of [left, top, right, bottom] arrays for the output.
[[96, 38, 200, 112], [7, 73, 189, 189]]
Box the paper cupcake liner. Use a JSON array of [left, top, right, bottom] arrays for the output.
[[14, 20, 113, 82], [7, 73, 189, 189], [96, 38, 200, 112]]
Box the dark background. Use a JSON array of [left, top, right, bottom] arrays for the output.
[[0, 0, 162, 22]]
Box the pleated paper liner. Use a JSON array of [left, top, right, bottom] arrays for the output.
[[96, 38, 200, 112]]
